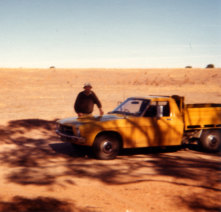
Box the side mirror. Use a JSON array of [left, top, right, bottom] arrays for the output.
[[157, 105, 164, 118]]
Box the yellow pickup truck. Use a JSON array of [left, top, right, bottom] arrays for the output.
[[56, 95, 221, 159]]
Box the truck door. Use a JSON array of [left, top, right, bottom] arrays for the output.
[[141, 100, 184, 147]]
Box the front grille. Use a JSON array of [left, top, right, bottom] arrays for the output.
[[58, 125, 74, 136]]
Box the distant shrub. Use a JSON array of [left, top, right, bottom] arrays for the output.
[[206, 64, 215, 68], [185, 66, 192, 69], [50, 66, 55, 69]]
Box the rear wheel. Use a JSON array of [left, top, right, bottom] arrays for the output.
[[200, 130, 221, 152], [93, 134, 121, 160]]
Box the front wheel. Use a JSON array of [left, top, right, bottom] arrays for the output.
[[93, 134, 121, 160], [199, 130, 221, 152]]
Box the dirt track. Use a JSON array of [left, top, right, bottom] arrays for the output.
[[0, 68, 221, 212]]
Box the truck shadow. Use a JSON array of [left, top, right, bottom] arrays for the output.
[[120, 145, 183, 156], [0, 118, 220, 211], [50, 142, 90, 158]]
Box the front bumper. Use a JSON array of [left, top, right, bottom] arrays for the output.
[[56, 130, 86, 144]]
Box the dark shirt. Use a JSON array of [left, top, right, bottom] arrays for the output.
[[74, 91, 102, 114]]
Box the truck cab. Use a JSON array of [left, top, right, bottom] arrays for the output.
[[108, 96, 184, 148]]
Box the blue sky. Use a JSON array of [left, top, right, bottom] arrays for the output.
[[0, 0, 220, 68]]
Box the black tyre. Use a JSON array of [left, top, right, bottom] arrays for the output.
[[200, 130, 221, 152], [93, 134, 121, 160]]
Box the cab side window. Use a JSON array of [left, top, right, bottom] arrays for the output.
[[161, 101, 170, 117], [144, 101, 170, 117], [144, 102, 157, 117]]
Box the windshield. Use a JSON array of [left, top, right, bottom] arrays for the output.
[[110, 98, 150, 116]]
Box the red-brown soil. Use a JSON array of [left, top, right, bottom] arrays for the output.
[[0, 68, 220, 212]]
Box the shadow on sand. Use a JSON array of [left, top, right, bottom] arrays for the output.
[[0, 119, 220, 211]]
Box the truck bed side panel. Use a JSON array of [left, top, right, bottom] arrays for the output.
[[184, 104, 221, 130]]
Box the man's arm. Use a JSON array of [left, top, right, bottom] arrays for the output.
[[92, 92, 104, 115]]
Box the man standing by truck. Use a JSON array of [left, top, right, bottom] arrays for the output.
[[74, 83, 104, 117]]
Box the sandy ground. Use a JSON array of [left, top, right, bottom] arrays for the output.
[[0, 68, 220, 212]]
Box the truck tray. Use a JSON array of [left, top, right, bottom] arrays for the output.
[[184, 104, 221, 130]]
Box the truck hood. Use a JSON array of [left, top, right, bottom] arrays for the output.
[[57, 114, 125, 125]]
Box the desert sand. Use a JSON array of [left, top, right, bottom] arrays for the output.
[[0, 68, 220, 212]]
